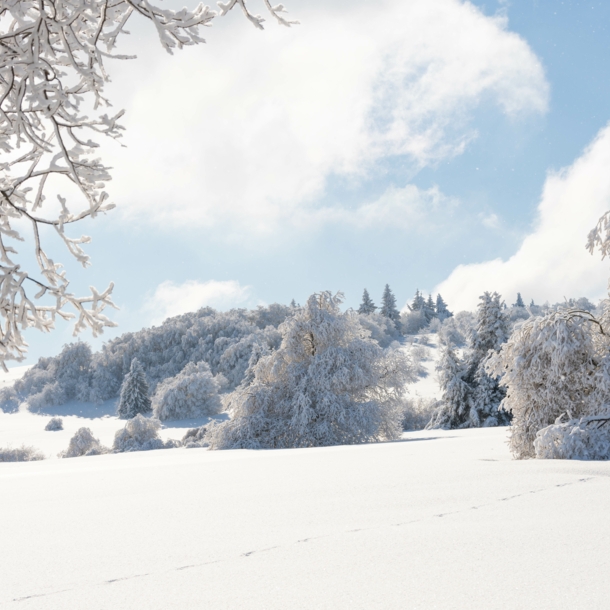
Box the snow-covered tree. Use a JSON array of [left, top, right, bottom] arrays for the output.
[[380, 285, 401, 331], [0, 1, 297, 369], [117, 358, 151, 419], [409, 290, 426, 312], [426, 345, 470, 429], [423, 295, 436, 323], [152, 361, 222, 421], [435, 294, 452, 321], [205, 291, 414, 449], [358, 289, 377, 314], [487, 309, 608, 459], [513, 293, 525, 308], [430, 292, 509, 429]]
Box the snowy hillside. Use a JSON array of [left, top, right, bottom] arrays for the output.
[[3, 427, 610, 609]]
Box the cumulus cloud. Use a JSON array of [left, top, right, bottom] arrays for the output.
[[146, 280, 252, 324], [304, 184, 458, 231], [105, 0, 548, 236], [435, 124, 610, 310]]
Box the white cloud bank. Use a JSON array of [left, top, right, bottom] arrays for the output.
[[146, 280, 251, 324], [106, 0, 548, 235], [435, 125, 610, 311]]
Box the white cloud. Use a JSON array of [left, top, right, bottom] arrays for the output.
[[435, 124, 610, 310], [146, 280, 252, 324], [104, 0, 548, 236], [304, 184, 458, 231]]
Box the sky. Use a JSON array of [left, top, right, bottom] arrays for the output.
[[16, 0, 610, 363]]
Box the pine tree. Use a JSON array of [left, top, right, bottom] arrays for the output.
[[358, 289, 377, 314], [435, 294, 452, 321], [513, 293, 525, 308], [466, 292, 509, 426], [380, 284, 402, 331], [117, 358, 152, 419], [426, 344, 470, 429], [409, 289, 426, 312], [423, 294, 436, 323]]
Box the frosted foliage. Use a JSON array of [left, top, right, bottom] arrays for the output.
[[152, 361, 222, 421], [358, 289, 377, 315], [12, 342, 92, 410], [470, 292, 508, 361], [380, 285, 402, 331], [402, 397, 440, 431], [60, 427, 106, 458], [0, 445, 44, 462], [426, 345, 470, 430], [535, 417, 610, 460], [182, 426, 209, 448], [117, 358, 151, 419], [488, 310, 606, 459], [206, 292, 415, 450], [45, 417, 64, 431], [357, 312, 401, 348], [0, 0, 297, 368], [402, 310, 428, 335], [113, 414, 179, 452]]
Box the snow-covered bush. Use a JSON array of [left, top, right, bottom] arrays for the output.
[[534, 416, 610, 460], [205, 291, 415, 450], [402, 397, 440, 431], [0, 387, 20, 413], [402, 309, 428, 335], [45, 417, 64, 431], [357, 312, 402, 348], [117, 359, 152, 419], [0, 446, 45, 462], [488, 310, 607, 459], [60, 428, 107, 458], [152, 362, 222, 420], [113, 414, 180, 452], [182, 426, 209, 448]]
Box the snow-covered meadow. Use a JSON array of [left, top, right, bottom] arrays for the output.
[[3, 426, 610, 609]]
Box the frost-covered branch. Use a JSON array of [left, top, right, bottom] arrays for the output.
[[0, 0, 296, 368]]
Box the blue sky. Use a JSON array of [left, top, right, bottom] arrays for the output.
[[17, 0, 610, 363]]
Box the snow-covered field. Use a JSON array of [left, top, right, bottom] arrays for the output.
[[2, 427, 610, 609]]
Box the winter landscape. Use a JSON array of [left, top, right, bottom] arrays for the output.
[[3, 0, 610, 608]]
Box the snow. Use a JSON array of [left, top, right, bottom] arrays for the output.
[[2, 426, 610, 608]]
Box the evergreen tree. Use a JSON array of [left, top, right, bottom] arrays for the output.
[[426, 344, 470, 429], [423, 294, 436, 323], [513, 293, 525, 308], [117, 358, 152, 419], [358, 289, 377, 314], [435, 294, 453, 321], [409, 289, 426, 312], [380, 284, 402, 331], [466, 292, 509, 426]]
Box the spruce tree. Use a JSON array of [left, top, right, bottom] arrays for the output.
[[117, 358, 152, 419], [466, 292, 509, 426], [513, 293, 525, 308], [380, 284, 401, 331], [423, 294, 436, 323], [409, 289, 425, 311], [358, 289, 377, 314], [436, 294, 452, 321], [426, 344, 470, 429]]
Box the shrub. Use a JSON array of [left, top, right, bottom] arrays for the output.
[[152, 361, 222, 421], [0, 446, 45, 462], [45, 417, 64, 431], [113, 414, 180, 452], [534, 416, 610, 460], [60, 428, 107, 458]]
